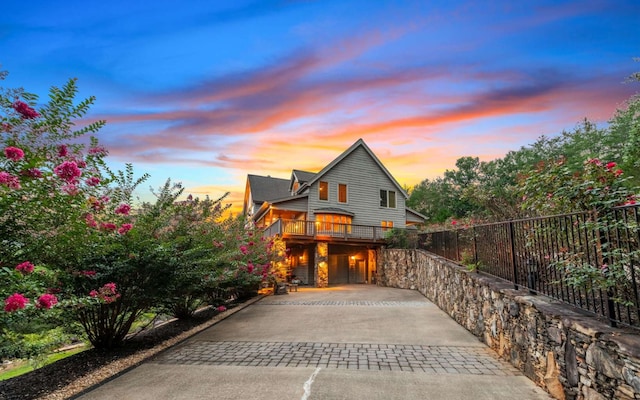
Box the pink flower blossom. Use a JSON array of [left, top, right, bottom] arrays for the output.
[[4, 293, 29, 312], [118, 223, 133, 235], [100, 222, 117, 231], [4, 146, 24, 161], [451, 220, 457, 226], [606, 162, 617, 170], [100, 283, 120, 303], [76, 160, 87, 168], [86, 176, 100, 186], [587, 158, 602, 166], [217, 306, 227, 312], [12, 101, 39, 119], [115, 203, 131, 215], [58, 145, 68, 157], [24, 168, 43, 178], [62, 183, 79, 195], [36, 294, 58, 309], [15, 261, 34, 274], [0, 171, 21, 189], [54, 161, 82, 183], [85, 214, 98, 228], [240, 245, 249, 255], [247, 262, 254, 274], [82, 270, 97, 277], [614, 169, 624, 178], [103, 282, 117, 293], [90, 283, 120, 303], [89, 197, 104, 211], [88, 146, 108, 156]]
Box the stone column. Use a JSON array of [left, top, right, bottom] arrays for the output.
[[315, 242, 329, 288]]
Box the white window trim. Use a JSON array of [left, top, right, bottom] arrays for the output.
[[380, 189, 397, 209]]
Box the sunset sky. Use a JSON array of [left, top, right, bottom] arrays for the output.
[[2, 0, 639, 213]]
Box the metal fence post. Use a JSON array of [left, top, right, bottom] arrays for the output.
[[473, 226, 479, 273], [509, 221, 518, 290], [597, 210, 617, 328]]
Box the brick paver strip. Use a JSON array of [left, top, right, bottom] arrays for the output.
[[154, 341, 521, 375], [258, 300, 433, 307]]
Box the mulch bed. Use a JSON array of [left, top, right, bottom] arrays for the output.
[[0, 297, 260, 400]]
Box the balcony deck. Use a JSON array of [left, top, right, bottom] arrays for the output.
[[264, 219, 388, 243]]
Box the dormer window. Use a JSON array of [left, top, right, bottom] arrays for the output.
[[319, 181, 329, 201]]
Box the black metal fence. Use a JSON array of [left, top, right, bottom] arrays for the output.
[[419, 205, 640, 329]]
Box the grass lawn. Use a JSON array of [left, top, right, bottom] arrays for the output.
[[0, 345, 88, 381]]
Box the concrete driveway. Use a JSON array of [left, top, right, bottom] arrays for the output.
[[77, 285, 552, 400]]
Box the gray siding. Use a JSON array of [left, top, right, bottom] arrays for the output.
[[307, 146, 407, 228], [273, 197, 308, 212], [406, 210, 425, 224]]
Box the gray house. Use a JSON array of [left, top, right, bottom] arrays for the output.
[[243, 138, 426, 287]]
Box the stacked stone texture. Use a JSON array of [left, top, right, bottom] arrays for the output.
[[378, 249, 640, 400]]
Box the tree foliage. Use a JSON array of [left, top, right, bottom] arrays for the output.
[[1, 71, 278, 356]]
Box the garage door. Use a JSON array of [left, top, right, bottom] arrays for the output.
[[328, 255, 349, 284]]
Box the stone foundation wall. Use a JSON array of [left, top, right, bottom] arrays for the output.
[[378, 249, 640, 400]]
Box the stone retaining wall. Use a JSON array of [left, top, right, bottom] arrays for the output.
[[378, 249, 640, 400]]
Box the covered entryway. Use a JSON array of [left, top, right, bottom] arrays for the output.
[[328, 255, 349, 284], [327, 244, 373, 285]]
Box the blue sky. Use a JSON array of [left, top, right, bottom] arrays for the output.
[[2, 0, 639, 212]]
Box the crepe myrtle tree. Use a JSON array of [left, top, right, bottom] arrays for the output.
[[211, 216, 288, 298], [0, 71, 162, 350], [137, 179, 234, 319], [0, 71, 120, 354], [1, 69, 319, 354]]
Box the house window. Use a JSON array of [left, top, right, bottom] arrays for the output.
[[316, 214, 352, 234], [380, 189, 396, 208], [319, 181, 328, 201], [381, 220, 394, 231], [338, 184, 347, 203]]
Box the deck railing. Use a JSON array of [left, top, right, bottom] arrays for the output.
[[264, 219, 388, 242], [419, 205, 640, 329]]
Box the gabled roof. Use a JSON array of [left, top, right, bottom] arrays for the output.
[[293, 169, 315, 183], [247, 174, 290, 204], [253, 193, 309, 221], [307, 138, 409, 199], [289, 169, 316, 193]]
